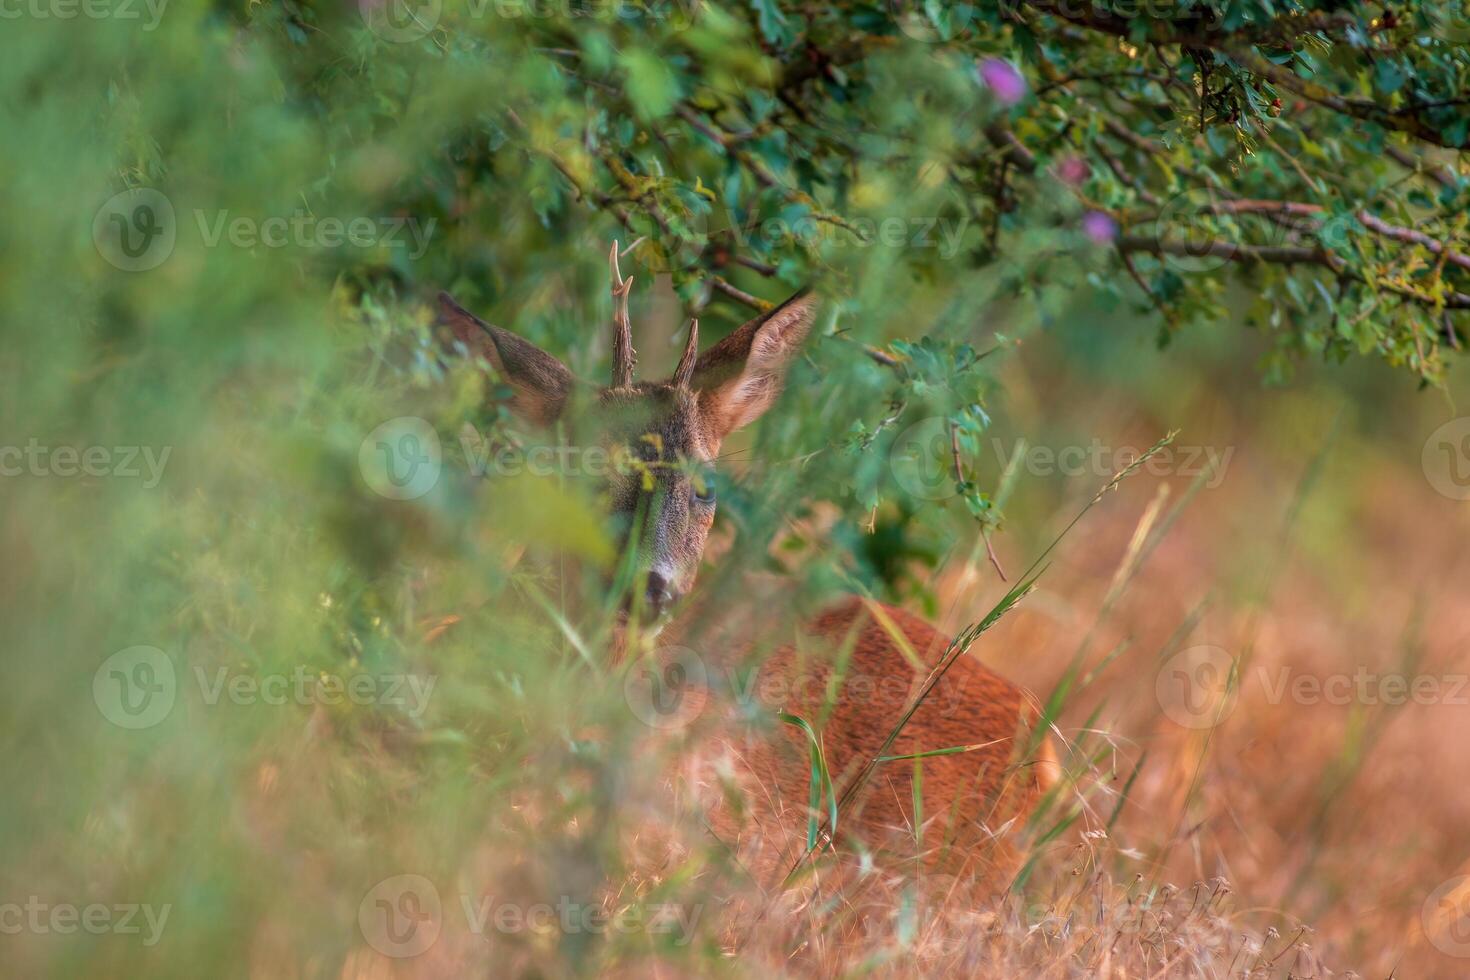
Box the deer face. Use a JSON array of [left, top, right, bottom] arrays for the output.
[[436, 247, 817, 624], [594, 382, 716, 619]]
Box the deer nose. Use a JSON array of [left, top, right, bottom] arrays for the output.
[[645, 571, 679, 617]]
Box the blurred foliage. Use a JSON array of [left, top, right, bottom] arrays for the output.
[[2, 0, 1468, 974]]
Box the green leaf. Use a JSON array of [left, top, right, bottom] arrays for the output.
[[750, 0, 796, 48], [619, 49, 679, 119], [779, 712, 838, 851], [1374, 59, 1408, 95]]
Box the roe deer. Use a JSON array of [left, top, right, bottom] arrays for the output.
[[435, 245, 1059, 884]]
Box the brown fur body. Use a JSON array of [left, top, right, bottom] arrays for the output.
[[677, 597, 1055, 887]]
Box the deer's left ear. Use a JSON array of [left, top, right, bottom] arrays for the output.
[[436, 292, 573, 428], [691, 289, 818, 442]]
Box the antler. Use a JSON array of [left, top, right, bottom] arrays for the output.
[[672, 318, 699, 391], [609, 241, 637, 387]]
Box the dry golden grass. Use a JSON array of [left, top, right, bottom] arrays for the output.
[[531, 348, 1470, 978]]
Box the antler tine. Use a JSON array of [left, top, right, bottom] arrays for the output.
[[610, 241, 636, 388], [673, 318, 699, 391]]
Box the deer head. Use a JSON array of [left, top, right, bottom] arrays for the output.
[[436, 243, 818, 623]]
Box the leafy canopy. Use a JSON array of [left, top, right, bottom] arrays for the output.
[[263, 0, 1470, 383]]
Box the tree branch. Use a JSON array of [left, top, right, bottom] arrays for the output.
[[1195, 200, 1470, 272], [1117, 234, 1470, 310], [1384, 145, 1458, 189], [1019, 1, 1467, 149], [1230, 50, 1470, 150]]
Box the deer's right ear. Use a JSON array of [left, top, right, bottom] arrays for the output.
[[436, 291, 573, 428], [691, 289, 819, 442]]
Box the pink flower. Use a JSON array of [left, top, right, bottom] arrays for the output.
[[1082, 211, 1118, 245], [978, 58, 1026, 107], [1055, 156, 1090, 187]]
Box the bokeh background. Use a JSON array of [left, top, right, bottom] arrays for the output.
[[5, 0, 1470, 976]]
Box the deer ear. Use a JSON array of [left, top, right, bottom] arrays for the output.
[[691, 289, 818, 442], [436, 291, 573, 428]]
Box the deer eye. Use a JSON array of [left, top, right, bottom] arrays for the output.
[[692, 472, 716, 505]]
